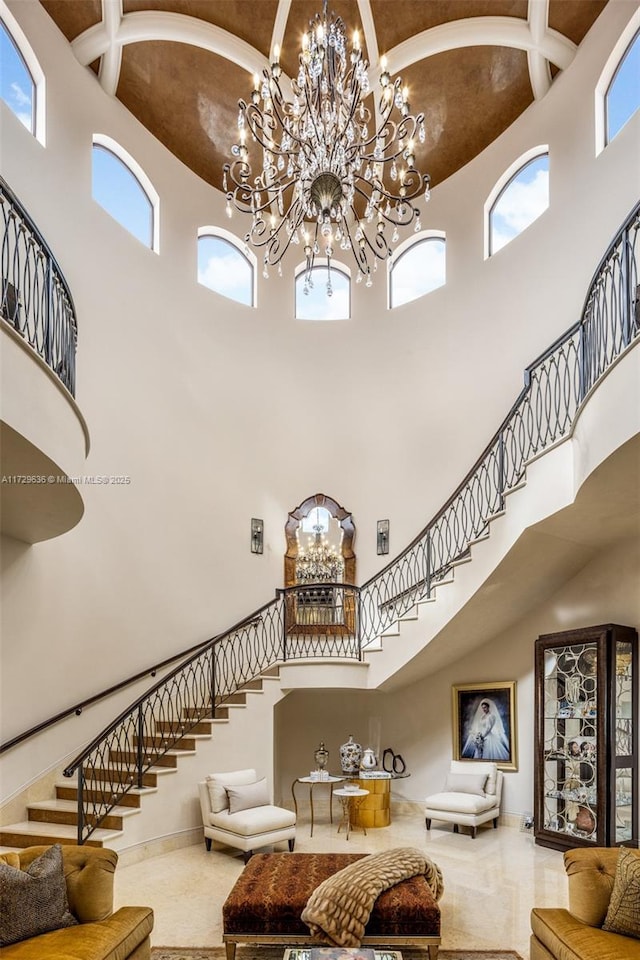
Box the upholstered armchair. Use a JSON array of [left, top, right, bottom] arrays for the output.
[[198, 768, 296, 862], [424, 760, 503, 838]]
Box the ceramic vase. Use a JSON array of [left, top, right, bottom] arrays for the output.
[[339, 735, 362, 773], [360, 747, 377, 770]]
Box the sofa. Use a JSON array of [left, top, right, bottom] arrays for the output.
[[530, 846, 640, 960], [0, 845, 154, 959]]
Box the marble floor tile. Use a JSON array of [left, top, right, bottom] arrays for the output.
[[114, 811, 568, 960]]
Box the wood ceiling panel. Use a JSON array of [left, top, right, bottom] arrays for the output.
[[117, 41, 246, 190], [548, 1, 608, 46], [370, 1, 528, 54], [122, 1, 278, 59], [404, 46, 533, 187], [40, 0, 103, 42]]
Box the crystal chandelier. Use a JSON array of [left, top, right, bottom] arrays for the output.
[[296, 525, 345, 584], [223, 0, 430, 293]]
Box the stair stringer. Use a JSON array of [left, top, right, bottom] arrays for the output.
[[363, 341, 640, 690]]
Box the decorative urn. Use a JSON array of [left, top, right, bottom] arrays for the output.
[[314, 741, 329, 770], [339, 735, 362, 774], [360, 747, 377, 771]]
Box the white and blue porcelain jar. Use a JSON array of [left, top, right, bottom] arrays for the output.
[[339, 734, 362, 774]]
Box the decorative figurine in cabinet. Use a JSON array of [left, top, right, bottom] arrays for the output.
[[534, 623, 638, 851]]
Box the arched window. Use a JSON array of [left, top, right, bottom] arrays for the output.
[[197, 229, 255, 307], [389, 234, 446, 308], [0, 15, 43, 141], [92, 136, 157, 250], [487, 149, 549, 257], [605, 28, 639, 145], [295, 263, 350, 321]]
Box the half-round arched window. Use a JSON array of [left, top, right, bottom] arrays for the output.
[[0, 14, 44, 141], [197, 228, 255, 307], [605, 28, 639, 146], [92, 136, 158, 250], [389, 233, 446, 308], [486, 149, 549, 257], [295, 263, 350, 321]]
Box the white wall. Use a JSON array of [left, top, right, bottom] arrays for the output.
[[1, 0, 638, 800], [275, 535, 640, 819]]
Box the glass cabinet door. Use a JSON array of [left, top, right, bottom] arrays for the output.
[[542, 642, 598, 842], [614, 640, 634, 844]]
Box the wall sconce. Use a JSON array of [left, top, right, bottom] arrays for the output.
[[251, 518, 264, 554], [377, 519, 389, 555]]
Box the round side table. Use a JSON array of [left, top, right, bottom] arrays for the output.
[[291, 776, 344, 837], [333, 787, 369, 840]]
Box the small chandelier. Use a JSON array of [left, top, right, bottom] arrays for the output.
[[223, 0, 430, 293], [296, 525, 345, 584]]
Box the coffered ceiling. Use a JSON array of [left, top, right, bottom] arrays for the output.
[[40, 0, 607, 192]]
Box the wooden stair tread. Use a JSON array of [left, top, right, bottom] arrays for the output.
[[0, 821, 122, 848], [28, 799, 139, 817]]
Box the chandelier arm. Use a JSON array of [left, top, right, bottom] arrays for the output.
[[340, 215, 370, 274]]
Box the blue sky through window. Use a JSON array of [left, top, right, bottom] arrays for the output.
[[490, 154, 549, 255], [391, 237, 446, 308], [0, 22, 34, 132], [197, 235, 253, 306], [607, 30, 640, 143], [92, 145, 153, 248], [296, 265, 350, 320]]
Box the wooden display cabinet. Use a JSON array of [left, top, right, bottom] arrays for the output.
[[534, 623, 638, 851]]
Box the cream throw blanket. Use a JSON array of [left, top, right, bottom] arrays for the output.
[[301, 847, 444, 947]]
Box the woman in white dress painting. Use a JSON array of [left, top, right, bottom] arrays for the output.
[[462, 698, 510, 761]]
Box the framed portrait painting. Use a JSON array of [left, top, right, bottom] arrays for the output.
[[452, 681, 517, 771]]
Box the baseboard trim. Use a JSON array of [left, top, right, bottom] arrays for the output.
[[115, 827, 203, 868]]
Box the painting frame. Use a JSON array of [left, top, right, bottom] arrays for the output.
[[452, 681, 518, 772]]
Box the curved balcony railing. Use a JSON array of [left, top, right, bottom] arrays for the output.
[[358, 203, 639, 641], [54, 202, 639, 842], [0, 176, 77, 395]]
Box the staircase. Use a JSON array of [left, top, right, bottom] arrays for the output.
[[0, 675, 279, 849]]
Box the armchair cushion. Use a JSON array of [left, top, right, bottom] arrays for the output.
[[210, 805, 296, 837], [603, 848, 640, 939], [0, 844, 77, 947], [424, 792, 496, 815], [206, 769, 258, 813], [443, 772, 488, 795], [227, 779, 269, 814]]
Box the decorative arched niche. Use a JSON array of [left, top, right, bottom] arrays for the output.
[[284, 493, 356, 588]]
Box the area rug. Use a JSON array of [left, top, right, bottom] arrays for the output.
[[151, 949, 523, 960]]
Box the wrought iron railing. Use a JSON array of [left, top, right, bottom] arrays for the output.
[[0, 177, 77, 395], [62, 202, 638, 842], [358, 203, 639, 643], [64, 586, 362, 842]]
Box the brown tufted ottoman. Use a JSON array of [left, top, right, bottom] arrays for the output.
[[222, 852, 441, 960]]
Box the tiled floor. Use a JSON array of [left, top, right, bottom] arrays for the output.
[[114, 809, 568, 959]]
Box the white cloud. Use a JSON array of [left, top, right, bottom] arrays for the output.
[[198, 249, 252, 305], [392, 240, 446, 307], [10, 81, 31, 108], [296, 270, 350, 320], [491, 167, 549, 253]]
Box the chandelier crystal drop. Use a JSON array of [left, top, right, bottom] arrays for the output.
[[223, 0, 430, 292]]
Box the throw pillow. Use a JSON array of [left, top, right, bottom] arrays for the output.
[[0, 843, 78, 947], [226, 779, 270, 814], [603, 848, 640, 939], [443, 772, 488, 795], [206, 769, 257, 813]]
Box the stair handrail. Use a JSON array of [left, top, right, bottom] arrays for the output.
[[0, 176, 78, 395], [17, 203, 638, 845], [358, 202, 639, 643], [0, 636, 217, 755]]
